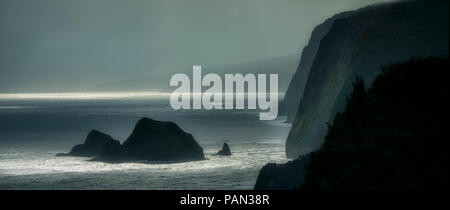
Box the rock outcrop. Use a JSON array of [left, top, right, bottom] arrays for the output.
[[58, 117, 205, 162], [254, 155, 311, 190], [95, 139, 124, 162], [285, 0, 449, 158], [122, 117, 205, 161], [216, 143, 231, 156], [56, 130, 117, 157]]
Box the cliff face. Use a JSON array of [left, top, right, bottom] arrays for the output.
[[284, 11, 354, 122], [286, 0, 449, 158]]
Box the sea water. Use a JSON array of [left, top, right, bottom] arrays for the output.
[[0, 92, 290, 189]]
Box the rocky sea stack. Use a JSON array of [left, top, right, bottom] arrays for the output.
[[57, 117, 205, 162], [216, 143, 231, 156], [122, 117, 205, 161], [57, 130, 118, 157]]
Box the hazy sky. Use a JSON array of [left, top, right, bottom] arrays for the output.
[[0, 0, 394, 92]]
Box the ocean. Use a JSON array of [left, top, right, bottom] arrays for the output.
[[0, 93, 290, 189]]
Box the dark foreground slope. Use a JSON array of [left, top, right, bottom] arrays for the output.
[[254, 155, 310, 190], [286, 0, 449, 158], [303, 57, 449, 190], [256, 57, 449, 190]]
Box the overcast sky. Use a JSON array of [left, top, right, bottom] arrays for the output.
[[0, 0, 394, 92]]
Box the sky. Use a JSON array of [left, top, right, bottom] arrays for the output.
[[0, 0, 395, 92]]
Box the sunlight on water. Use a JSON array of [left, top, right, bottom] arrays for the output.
[[0, 140, 288, 189], [0, 92, 171, 100], [0, 92, 286, 101], [0, 140, 286, 176], [0, 94, 291, 189], [0, 106, 29, 109]]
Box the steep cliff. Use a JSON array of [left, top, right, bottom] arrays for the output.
[[284, 11, 355, 122], [286, 0, 449, 158]]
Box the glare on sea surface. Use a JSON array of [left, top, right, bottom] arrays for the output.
[[0, 140, 287, 176], [0, 92, 171, 100]]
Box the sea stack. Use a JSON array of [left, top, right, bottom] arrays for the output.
[[96, 139, 124, 162], [56, 130, 117, 157], [216, 143, 232, 156], [58, 117, 205, 163], [122, 117, 205, 161]]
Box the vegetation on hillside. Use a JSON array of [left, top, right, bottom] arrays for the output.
[[303, 57, 449, 190]]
